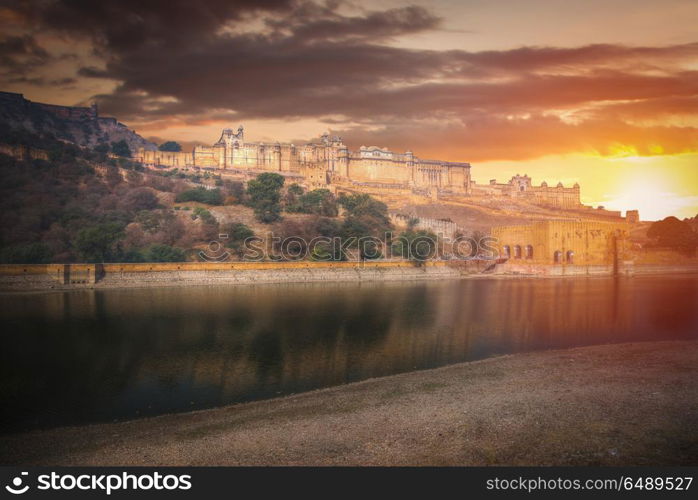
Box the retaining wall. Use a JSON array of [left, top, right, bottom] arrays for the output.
[[0, 261, 462, 291]]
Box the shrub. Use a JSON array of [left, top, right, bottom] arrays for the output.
[[111, 140, 131, 158], [119, 187, 159, 212], [391, 229, 438, 265], [0, 242, 52, 264], [143, 244, 186, 262], [174, 187, 223, 205], [192, 206, 216, 225], [158, 141, 182, 152], [223, 222, 255, 257]]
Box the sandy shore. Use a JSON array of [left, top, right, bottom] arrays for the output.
[[1, 340, 697, 466]]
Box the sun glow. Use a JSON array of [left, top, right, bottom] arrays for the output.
[[478, 153, 698, 221]]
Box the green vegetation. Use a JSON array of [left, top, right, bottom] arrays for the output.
[[175, 187, 223, 205], [223, 222, 255, 257], [247, 172, 285, 223], [0, 130, 219, 263], [141, 244, 186, 262], [110, 140, 131, 158], [191, 207, 216, 225], [0, 130, 411, 264], [223, 180, 245, 205], [338, 193, 392, 259], [158, 141, 182, 152], [75, 222, 125, 262], [0, 242, 52, 264], [286, 186, 338, 216], [392, 228, 439, 265]]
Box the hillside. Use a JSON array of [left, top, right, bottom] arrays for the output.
[[0, 91, 156, 153], [0, 131, 400, 265]]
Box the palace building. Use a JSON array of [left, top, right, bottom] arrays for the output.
[[137, 126, 472, 195], [136, 126, 589, 209], [491, 220, 631, 268]]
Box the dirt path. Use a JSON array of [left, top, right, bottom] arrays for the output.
[[2, 341, 697, 466]]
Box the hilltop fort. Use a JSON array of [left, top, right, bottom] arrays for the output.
[[0, 93, 639, 236], [137, 126, 585, 212], [0, 91, 155, 153]]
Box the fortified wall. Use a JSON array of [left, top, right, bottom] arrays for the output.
[[136, 127, 472, 196], [0, 143, 49, 161], [491, 220, 631, 271], [0, 91, 98, 121], [389, 213, 460, 238], [135, 127, 594, 211], [471, 174, 581, 209]]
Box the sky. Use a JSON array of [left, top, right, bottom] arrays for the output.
[[1, 0, 697, 220]]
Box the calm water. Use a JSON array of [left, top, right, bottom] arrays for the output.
[[1, 275, 697, 433]]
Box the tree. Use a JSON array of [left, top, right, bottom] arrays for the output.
[[647, 216, 697, 254], [158, 141, 182, 152], [74, 222, 124, 262], [223, 222, 255, 258], [392, 229, 438, 265], [247, 172, 285, 223], [223, 180, 245, 204], [0, 242, 51, 264], [111, 140, 131, 158], [338, 193, 389, 223], [288, 183, 304, 196], [93, 142, 110, 161], [284, 183, 305, 211], [291, 189, 338, 216]]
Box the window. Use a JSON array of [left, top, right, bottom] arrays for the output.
[[525, 245, 533, 259]]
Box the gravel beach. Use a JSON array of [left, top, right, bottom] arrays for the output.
[[2, 340, 696, 466]]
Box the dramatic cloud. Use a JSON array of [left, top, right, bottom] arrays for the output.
[[0, 34, 49, 74], [1, 0, 697, 162]]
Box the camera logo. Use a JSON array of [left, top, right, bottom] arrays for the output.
[[5, 472, 29, 495]]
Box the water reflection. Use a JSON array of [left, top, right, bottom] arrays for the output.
[[1, 275, 696, 432]]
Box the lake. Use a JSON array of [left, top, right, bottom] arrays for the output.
[[1, 275, 697, 432]]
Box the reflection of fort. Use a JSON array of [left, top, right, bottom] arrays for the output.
[[6, 277, 695, 430]]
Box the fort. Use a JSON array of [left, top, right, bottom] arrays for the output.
[[136, 126, 582, 209], [491, 220, 635, 275], [0, 91, 155, 152], [0, 91, 98, 121]]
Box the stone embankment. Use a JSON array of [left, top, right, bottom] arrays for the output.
[[0, 261, 464, 291]]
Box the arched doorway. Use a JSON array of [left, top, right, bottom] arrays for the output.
[[553, 250, 562, 264], [514, 245, 522, 259], [525, 245, 533, 259], [566, 250, 575, 264], [502, 245, 510, 259]]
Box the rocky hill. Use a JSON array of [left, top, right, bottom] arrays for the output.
[[0, 91, 156, 153]]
